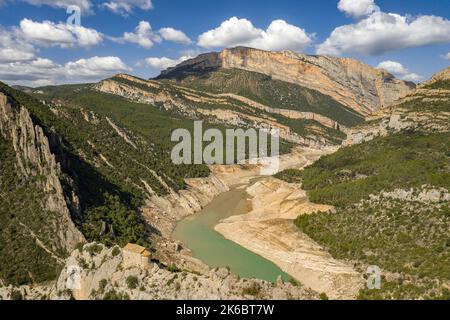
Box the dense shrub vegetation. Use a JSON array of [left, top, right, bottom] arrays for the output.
[[0, 79, 293, 285], [0, 84, 155, 247], [274, 169, 304, 183], [296, 201, 449, 298], [126, 276, 139, 289], [0, 137, 62, 285], [277, 130, 450, 299], [423, 79, 450, 90], [109, 74, 344, 145], [293, 132, 449, 207]]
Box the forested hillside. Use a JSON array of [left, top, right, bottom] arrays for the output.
[[0, 78, 290, 285], [276, 73, 450, 299], [158, 68, 364, 127]]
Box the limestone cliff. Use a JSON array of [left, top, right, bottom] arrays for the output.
[[0, 91, 84, 261], [160, 47, 415, 116], [344, 67, 450, 146]]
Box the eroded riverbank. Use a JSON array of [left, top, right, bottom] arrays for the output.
[[172, 147, 363, 299], [173, 184, 292, 283], [215, 178, 364, 300]]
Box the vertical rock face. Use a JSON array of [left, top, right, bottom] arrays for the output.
[[0, 91, 84, 255], [344, 66, 450, 146], [160, 47, 415, 116], [219, 48, 415, 115]]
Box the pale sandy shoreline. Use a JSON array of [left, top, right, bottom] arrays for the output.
[[212, 148, 364, 300]]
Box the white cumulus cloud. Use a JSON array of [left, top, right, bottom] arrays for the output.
[[19, 18, 103, 48], [337, 0, 379, 20], [64, 56, 130, 78], [197, 17, 313, 52], [443, 52, 450, 60], [377, 60, 423, 83], [20, 0, 93, 14], [401, 73, 423, 83], [159, 27, 192, 45], [0, 56, 130, 86], [102, 0, 152, 15], [0, 47, 34, 63], [317, 12, 450, 56], [377, 60, 409, 75], [139, 55, 192, 70], [0, 27, 35, 63], [116, 21, 161, 49]]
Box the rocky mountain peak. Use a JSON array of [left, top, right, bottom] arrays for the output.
[[158, 47, 415, 116], [420, 66, 450, 87], [159, 52, 222, 78]]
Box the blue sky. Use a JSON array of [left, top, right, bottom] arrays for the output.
[[0, 0, 449, 86]]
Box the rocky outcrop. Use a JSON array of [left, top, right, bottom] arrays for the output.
[[219, 48, 415, 115], [344, 68, 450, 146], [420, 66, 450, 87], [50, 243, 319, 300], [371, 187, 450, 204], [217, 93, 346, 131], [345, 108, 450, 146], [0, 91, 84, 256], [160, 47, 414, 116], [0, 284, 53, 300]]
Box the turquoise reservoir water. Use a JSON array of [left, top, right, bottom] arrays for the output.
[[172, 186, 291, 283]]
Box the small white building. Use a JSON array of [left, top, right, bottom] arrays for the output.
[[122, 243, 151, 268]]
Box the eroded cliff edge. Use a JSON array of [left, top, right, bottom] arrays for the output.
[[160, 47, 415, 115]]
